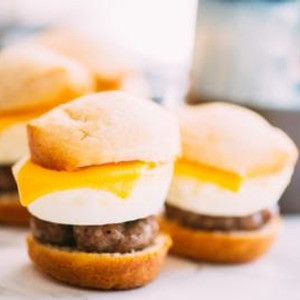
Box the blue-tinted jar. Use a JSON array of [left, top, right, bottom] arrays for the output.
[[190, 0, 300, 108]]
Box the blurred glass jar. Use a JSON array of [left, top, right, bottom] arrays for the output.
[[189, 0, 300, 213], [190, 0, 300, 107]]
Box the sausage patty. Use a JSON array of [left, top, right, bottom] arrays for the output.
[[30, 217, 74, 246], [0, 165, 17, 192], [165, 204, 276, 231], [31, 215, 159, 253]]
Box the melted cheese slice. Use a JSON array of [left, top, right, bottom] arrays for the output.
[[0, 110, 43, 133], [175, 159, 243, 192], [14, 158, 156, 206]]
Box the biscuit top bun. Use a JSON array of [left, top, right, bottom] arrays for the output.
[[0, 44, 95, 114], [28, 92, 181, 171], [177, 102, 298, 176], [33, 28, 134, 90]]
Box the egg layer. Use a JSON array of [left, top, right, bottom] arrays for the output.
[[13, 159, 173, 225], [0, 123, 28, 164], [0, 110, 45, 163], [168, 163, 293, 217]]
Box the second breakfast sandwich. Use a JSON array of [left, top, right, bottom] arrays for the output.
[[13, 91, 180, 289], [161, 102, 298, 263], [0, 44, 94, 225]]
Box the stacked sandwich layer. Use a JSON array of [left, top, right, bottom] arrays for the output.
[[13, 92, 180, 289], [0, 44, 95, 224], [162, 103, 298, 263]]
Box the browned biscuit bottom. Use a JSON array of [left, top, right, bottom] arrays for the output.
[[165, 203, 276, 231], [31, 215, 159, 253], [27, 233, 172, 290], [0, 193, 29, 225], [160, 216, 281, 263]]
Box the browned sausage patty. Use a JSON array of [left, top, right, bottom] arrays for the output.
[[30, 216, 75, 246], [31, 215, 159, 253], [0, 165, 17, 192], [165, 204, 276, 231]]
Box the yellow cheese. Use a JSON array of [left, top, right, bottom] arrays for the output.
[[175, 159, 243, 192], [0, 110, 42, 132], [15, 159, 156, 206]]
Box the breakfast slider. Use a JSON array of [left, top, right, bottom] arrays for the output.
[[161, 102, 298, 263], [0, 44, 94, 225], [13, 91, 180, 289]]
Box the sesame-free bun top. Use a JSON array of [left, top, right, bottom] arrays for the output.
[[28, 92, 181, 171], [177, 102, 298, 176], [0, 44, 95, 114]]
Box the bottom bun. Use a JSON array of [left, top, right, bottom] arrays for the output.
[[0, 193, 29, 226], [27, 233, 172, 290], [160, 216, 281, 264]]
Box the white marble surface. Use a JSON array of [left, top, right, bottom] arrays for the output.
[[1, 217, 300, 300]]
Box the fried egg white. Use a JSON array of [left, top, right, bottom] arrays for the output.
[[167, 167, 293, 217], [0, 123, 28, 164]]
